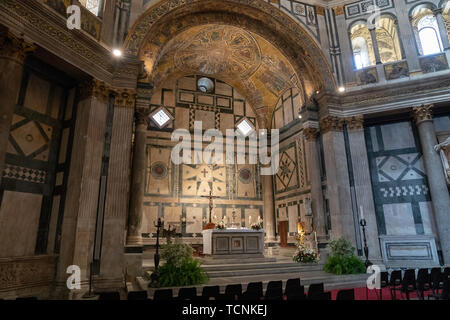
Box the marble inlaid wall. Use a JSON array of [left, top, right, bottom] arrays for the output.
[[274, 130, 311, 243], [0, 58, 75, 257], [140, 76, 264, 244], [365, 120, 442, 266]]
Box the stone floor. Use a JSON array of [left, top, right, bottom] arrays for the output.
[[139, 246, 369, 297]]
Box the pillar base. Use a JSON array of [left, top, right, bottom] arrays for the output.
[[124, 246, 143, 285], [126, 235, 143, 246]]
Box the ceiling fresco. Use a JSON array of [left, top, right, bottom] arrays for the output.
[[141, 24, 301, 125]]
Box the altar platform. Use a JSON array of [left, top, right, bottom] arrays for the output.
[[202, 228, 265, 258]]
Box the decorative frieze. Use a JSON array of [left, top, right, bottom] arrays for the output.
[[412, 104, 433, 124], [303, 127, 319, 140], [319, 116, 344, 133], [345, 115, 364, 131], [0, 29, 35, 64], [113, 89, 137, 109], [78, 79, 111, 102]]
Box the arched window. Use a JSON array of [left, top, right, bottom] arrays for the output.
[[350, 23, 376, 70], [352, 37, 371, 69], [79, 0, 100, 16], [411, 6, 443, 56], [375, 16, 403, 63]]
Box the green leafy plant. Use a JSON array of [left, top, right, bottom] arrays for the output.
[[323, 238, 365, 275], [292, 243, 318, 263], [157, 241, 208, 287]]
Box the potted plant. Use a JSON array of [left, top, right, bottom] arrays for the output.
[[292, 243, 318, 263]]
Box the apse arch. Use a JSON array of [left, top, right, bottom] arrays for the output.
[[124, 0, 336, 98]]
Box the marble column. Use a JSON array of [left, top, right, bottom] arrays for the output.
[[345, 116, 382, 263], [126, 98, 150, 246], [55, 79, 110, 296], [262, 174, 276, 243], [303, 127, 326, 239], [395, 0, 421, 72], [433, 8, 450, 50], [320, 116, 357, 247], [368, 27, 382, 65], [97, 88, 135, 290], [412, 105, 450, 264], [0, 29, 34, 184]]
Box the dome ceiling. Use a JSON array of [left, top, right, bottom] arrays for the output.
[[141, 24, 302, 124]]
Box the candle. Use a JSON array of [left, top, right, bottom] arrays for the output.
[[360, 206, 364, 220], [314, 231, 317, 243], [249, 216, 252, 224]]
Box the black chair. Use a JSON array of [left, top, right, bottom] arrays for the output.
[[127, 290, 148, 300], [389, 270, 402, 300], [285, 278, 305, 300], [307, 283, 324, 300], [429, 268, 444, 299], [153, 289, 173, 300], [98, 291, 120, 300], [336, 289, 355, 300], [444, 267, 450, 281], [225, 284, 242, 300], [201, 286, 220, 300], [416, 268, 430, 300], [442, 280, 450, 300], [310, 291, 331, 300], [264, 281, 283, 300], [243, 282, 263, 300], [177, 287, 197, 300], [377, 271, 389, 300], [400, 269, 416, 300]]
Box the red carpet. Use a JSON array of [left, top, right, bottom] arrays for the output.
[[328, 287, 434, 300]]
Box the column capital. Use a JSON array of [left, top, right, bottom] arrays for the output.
[[303, 127, 319, 140], [78, 79, 111, 102], [345, 115, 364, 131], [412, 104, 433, 124], [113, 88, 137, 109], [0, 30, 35, 64], [135, 107, 150, 126], [432, 8, 443, 16], [319, 115, 344, 134]]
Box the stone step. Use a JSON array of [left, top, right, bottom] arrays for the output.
[[202, 262, 323, 273], [205, 266, 323, 278], [138, 272, 370, 298], [199, 257, 277, 265]]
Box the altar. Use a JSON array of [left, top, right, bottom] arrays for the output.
[[202, 228, 265, 258]]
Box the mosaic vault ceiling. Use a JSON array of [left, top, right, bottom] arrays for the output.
[[142, 24, 301, 123]]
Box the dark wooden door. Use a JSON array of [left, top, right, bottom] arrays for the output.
[[278, 221, 288, 247]]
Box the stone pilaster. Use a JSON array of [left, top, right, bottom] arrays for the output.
[[0, 29, 34, 184], [368, 27, 382, 64], [433, 8, 450, 50], [303, 126, 326, 239], [395, 1, 421, 72], [97, 87, 135, 290], [126, 97, 150, 247], [412, 104, 450, 264], [344, 115, 382, 263], [262, 173, 276, 243], [55, 79, 110, 297], [320, 116, 357, 246]]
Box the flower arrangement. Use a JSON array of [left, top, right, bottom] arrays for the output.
[[251, 222, 263, 230], [215, 221, 226, 230], [292, 243, 318, 263]]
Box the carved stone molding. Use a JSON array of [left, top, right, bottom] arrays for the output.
[[345, 115, 364, 131], [135, 107, 150, 126], [0, 29, 35, 64], [319, 116, 344, 134], [78, 79, 111, 102], [412, 104, 433, 124], [113, 89, 137, 109], [0, 255, 56, 291], [303, 127, 319, 140]]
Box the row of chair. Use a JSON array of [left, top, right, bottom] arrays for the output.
[[378, 267, 450, 300], [115, 279, 355, 301]]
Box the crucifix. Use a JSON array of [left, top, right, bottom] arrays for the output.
[[201, 190, 218, 224]]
